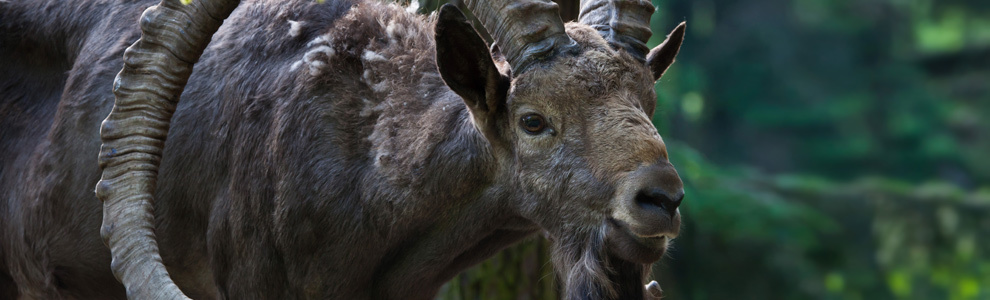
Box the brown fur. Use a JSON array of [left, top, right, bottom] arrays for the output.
[[0, 0, 684, 299]]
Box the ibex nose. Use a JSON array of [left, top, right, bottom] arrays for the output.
[[612, 161, 684, 238], [636, 187, 684, 214]]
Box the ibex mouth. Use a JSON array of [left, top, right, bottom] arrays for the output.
[[606, 218, 672, 264]]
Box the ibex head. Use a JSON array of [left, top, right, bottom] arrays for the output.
[[435, 0, 686, 298]]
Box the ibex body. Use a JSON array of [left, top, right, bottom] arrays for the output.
[[0, 0, 685, 298]]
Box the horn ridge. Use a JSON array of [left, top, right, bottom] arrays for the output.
[[463, 0, 573, 73], [579, 0, 655, 61], [96, 0, 239, 299]]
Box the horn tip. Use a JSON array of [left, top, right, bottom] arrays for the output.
[[670, 22, 687, 40]]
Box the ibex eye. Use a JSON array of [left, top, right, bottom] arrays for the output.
[[520, 114, 547, 134]]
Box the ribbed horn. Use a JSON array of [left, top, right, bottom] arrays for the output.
[[462, 0, 574, 74], [95, 0, 239, 298], [578, 0, 655, 61]]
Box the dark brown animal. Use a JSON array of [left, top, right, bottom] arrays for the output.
[[0, 0, 686, 298]]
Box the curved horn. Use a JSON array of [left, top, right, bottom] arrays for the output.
[[578, 0, 655, 61], [462, 0, 574, 73], [95, 0, 239, 298]]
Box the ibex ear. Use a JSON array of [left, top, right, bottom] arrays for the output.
[[646, 22, 686, 81], [436, 4, 509, 130]]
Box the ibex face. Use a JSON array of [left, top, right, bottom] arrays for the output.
[[436, 0, 686, 297], [507, 25, 684, 264]]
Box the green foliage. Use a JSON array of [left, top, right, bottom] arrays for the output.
[[410, 0, 990, 298], [662, 145, 990, 299]]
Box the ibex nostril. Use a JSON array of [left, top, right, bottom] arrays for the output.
[[635, 187, 683, 214]]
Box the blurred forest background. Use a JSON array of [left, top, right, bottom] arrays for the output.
[[409, 0, 990, 299]]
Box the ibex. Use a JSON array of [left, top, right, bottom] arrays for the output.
[[0, 0, 686, 298]]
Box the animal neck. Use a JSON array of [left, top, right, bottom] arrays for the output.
[[364, 97, 536, 298]]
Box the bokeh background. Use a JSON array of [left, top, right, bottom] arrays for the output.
[[411, 0, 990, 299]]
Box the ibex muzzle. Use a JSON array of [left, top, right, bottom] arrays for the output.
[[610, 161, 684, 263]]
